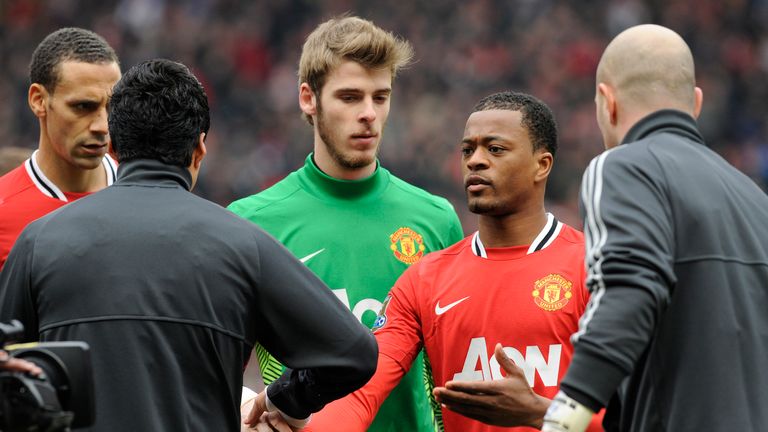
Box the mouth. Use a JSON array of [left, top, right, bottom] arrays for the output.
[[465, 175, 491, 192], [81, 142, 108, 155], [350, 132, 378, 146]]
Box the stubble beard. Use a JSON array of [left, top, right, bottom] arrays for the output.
[[316, 104, 378, 170]]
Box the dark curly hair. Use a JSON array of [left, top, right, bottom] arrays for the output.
[[29, 27, 118, 92], [472, 91, 558, 157], [108, 59, 210, 167]]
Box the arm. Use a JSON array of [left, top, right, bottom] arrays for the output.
[[303, 269, 427, 431], [555, 149, 675, 420], [300, 351, 412, 432], [246, 230, 378, 422]]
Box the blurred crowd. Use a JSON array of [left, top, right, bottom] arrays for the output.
[[2, 0, 767, 231]]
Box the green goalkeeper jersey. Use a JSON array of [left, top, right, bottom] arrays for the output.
[[228, 154, 463, 432]]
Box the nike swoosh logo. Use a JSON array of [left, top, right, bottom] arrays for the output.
[[435, 296, 470, 315], [299, 249, 325, 264]]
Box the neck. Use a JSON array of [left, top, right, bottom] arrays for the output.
[[477, 207, 548, 248], [35, 148, 106, 193]]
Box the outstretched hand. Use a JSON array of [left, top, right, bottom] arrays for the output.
[[433, 343, 550, 428]]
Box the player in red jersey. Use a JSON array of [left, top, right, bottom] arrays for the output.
[[0, 27, 120, 269], [301, 91, 602, 431]]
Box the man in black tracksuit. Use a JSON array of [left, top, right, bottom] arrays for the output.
[[0, 59, 377, 431], [543, 25, 768, 431]]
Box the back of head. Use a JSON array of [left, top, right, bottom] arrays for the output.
[[29, 27, 118, 93], [298, 15, 413, 123], [597, 24, 697, 114], [472, 91, 558, 158], [108, 59, 210, 167]]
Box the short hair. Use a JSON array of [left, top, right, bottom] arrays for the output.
[[29, 27, 118, 93], [472, 91, 558, 158], [298, 15, 414, 124], [108, 59, 210, 167]]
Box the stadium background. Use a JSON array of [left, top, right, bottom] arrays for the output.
[[1, 0, 766, 232]]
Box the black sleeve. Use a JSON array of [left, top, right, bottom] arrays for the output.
[[561, 147, 676, 409], [0, 225, 40, 342], [248, 230, 377, 419]]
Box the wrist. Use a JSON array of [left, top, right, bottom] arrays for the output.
[[541, 390, 594, 432]]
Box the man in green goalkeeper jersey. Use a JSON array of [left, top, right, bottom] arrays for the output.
[[230, 15, 463, 432]]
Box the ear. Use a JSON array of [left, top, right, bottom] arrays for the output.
[[534, 150, 553, 183], [692, 86, 703, 119], [28, 83, 48, 118], [192, 132, 207, 169], [298, 83, 317, 118], [598, 83, 618, 126]]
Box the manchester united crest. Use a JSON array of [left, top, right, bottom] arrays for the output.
[[532, 274, 573, 311], [390, 227, 425, 265]]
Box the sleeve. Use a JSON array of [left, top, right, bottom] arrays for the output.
[[0, 226, 39, 342], [301, 268, 426, 431], [560, 148, 676, 411], [248, 230, 378, 420]]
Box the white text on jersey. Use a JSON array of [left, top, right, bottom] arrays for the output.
[[453, 337, 562, 387]]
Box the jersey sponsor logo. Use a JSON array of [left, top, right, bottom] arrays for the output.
[[389, 227, 425, 265], [371, 295, 391, 331], [332, 288, 383, 324], [453, 337, 562, 387], [435, 296, 470, 315], [532, 274, 573, 311], [299, 249, 325, 263]]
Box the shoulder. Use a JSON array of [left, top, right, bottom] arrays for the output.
[[0, 165, 32, 200], [556, 222, 584, 246], [408, 235, 469, 274], [227, 172, 302, 219], [384, 170, 457, 214]]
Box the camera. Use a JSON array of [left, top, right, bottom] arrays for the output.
[[0, 320, 94, 431]]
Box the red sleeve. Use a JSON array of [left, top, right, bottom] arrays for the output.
[[300, 352, 408, 432], [302, 270, 425, 432]]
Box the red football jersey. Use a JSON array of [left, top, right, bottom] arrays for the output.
[[305, 214, 602, 431], [0, 151, 117, 268]]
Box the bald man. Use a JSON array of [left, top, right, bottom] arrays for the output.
[[540, 24, 768, 432]]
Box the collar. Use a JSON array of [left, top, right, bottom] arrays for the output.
[[621, 109, 704, 146], [115, 159, 192, 190], [471, 212, 563, 259], [25, 150, 117, 202], [298, 153, 388, 201]]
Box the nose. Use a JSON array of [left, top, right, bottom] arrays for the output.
[[90, 107, 109, 136], [466, 147, 489, 170], [358, 98, 377, 123]]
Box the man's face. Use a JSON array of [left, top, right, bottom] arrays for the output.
[[314, 60, 392, 171], [39, 60, 121, 170], [461, 109, 545, 216]]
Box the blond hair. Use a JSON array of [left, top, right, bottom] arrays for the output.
[[298, 15, 414, 123]]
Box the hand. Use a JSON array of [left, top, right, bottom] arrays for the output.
[[242, 391, 296, 432], [0, 350, 42, 376], [433, 343, 549, 428]]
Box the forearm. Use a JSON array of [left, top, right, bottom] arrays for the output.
[[267, 331, 377, 419], [563, 286, 659, 409]]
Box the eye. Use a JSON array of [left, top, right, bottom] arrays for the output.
[[72, 101, 97, 112], [339, 94, 359, 102], [488, 146, 505, 154], [374, 94, 389, 103], [460, 146, 473, 156]]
